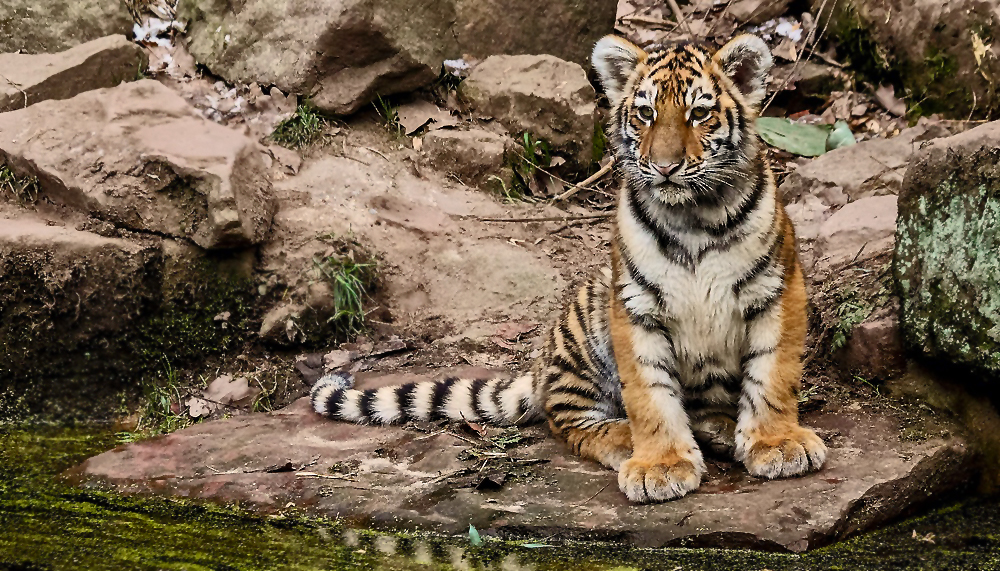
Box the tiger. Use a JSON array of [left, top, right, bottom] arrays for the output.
[[310, 34, 826, 503]]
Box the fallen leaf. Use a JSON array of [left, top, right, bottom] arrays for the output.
[[826, 121, 856, 150], [875, 84, 906, 117], [464, 421, 489, 438], [468, 524, 483, 547], [396, 100, 458, 135], [772, 39, 798, 62], [756, 117, 830, 157], [186, 396, 214, 418], [972, 30, 993, 80], [473, 470, 509, 490], [204, 375, 261, 407], [491, 337, 521, 351], [495, 322, 539, 342], [323, 350, 359, 370], [368, 337, 408, 357]]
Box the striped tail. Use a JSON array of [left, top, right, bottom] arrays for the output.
[[309, 372, 542, 426]]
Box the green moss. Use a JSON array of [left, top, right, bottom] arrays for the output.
[[829, 4, 899, 90], [0, 240, 257, 420], [130, 266, 255, 370], [591, 121, 607, 168], [904, 47, 971, 119]]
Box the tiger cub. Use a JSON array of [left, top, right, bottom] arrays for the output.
[[311, 34, 826, 503]]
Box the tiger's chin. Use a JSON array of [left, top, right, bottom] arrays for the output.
[[649, 182, 696, 206]]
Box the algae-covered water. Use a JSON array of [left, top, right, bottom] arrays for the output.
[[1, 426, 999, 571]]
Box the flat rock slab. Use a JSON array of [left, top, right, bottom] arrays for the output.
[[0, 80, 274, 249], [69, 375, 972, 552], [0, 35, 147, 112]]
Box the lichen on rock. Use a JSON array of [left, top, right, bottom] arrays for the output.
[[895, 122, 1000, 380]]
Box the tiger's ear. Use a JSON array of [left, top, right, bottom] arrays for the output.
[[591, 35, 647, 106], [713, 34, 773, 108]]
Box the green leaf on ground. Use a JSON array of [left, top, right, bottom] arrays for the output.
[[827, 120, 857, 150], [756, 117, 830, 157], [468, 524, 483, 547]]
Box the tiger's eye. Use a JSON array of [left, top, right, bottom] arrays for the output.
[[637, 106, 655, 121], [690, 107, 710, 122]]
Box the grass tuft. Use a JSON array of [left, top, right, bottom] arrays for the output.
[[502, 132, 551, 202], [0, 164, 40, 205], [312, 253, 378, 338], [373, 94, 403, 136], [270, 104, 327, 149], [127, 360, 194, 440]]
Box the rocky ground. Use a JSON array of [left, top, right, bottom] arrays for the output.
[[3, 0, 1000, 557]]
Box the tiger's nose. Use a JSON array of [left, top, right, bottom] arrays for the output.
[[653, 162, 682, 177]]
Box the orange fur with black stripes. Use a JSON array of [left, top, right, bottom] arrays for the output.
[[311, 34, 826, 503]]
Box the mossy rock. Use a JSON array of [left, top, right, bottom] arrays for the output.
[[894, 122, 1000, 381], [0, 0, 132, 54], [0, 223, 256, 420], [814, 0, 997, 119]]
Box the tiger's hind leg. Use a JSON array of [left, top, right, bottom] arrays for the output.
[[550, 416, 633, 470], [542, 363, 632, 470]]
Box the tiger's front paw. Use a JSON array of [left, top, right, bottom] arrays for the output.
[[739, 424, 826, 479], [617, 450, 705, 503]]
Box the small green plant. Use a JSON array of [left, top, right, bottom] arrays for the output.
[[798, 385, 819, 404], [313, 255, 377, 337], [0, 164, 40, 205], [854, 374, 883, 398], [488, 174, 522, 203], [251, 375, 278, 413], [508, 132, 552, 199], [373, 94, 402, 136], [134, 360, 193, 437], [831, 288, 873, 352], [270, 103, 326, 149]]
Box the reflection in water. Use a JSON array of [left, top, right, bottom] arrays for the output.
[[340, 529, 536, 571]]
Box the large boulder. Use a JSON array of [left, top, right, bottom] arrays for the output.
[[0, 35, 147, 113], [451, 0, 614, 68], [814, 0, 1000, 119], [179, 0, 453, 115], [895, 121, 1000, 379], [0, 0, 132, 54], [176, 0, 615, 116], [0, 80, 274, 250], [460, 55, 597, 169]]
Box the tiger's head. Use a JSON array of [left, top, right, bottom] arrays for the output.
[[591, 35, 772, 205]]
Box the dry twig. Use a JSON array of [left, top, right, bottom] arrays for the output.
[[554, 160, 615, 202], [471, 214, 612, 223], [667, 0, 693, 37]]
